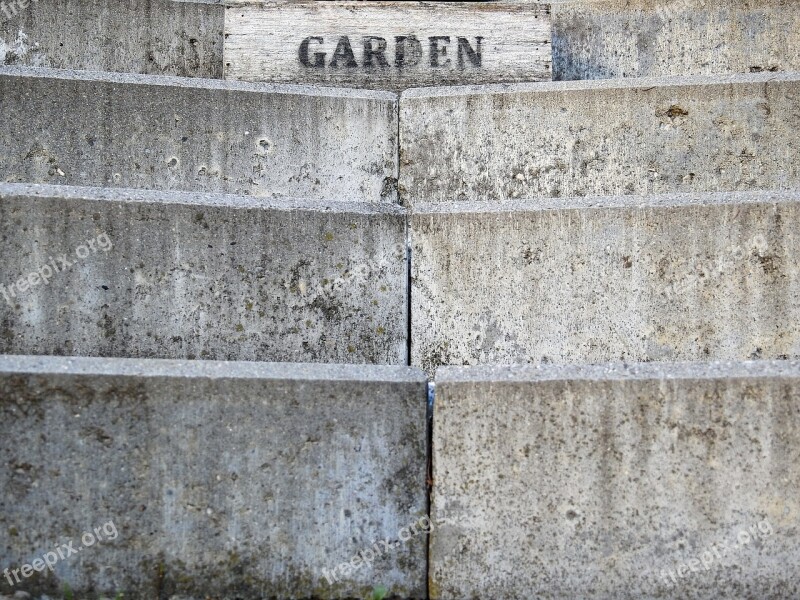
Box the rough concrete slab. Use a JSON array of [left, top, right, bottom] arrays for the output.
[[552, 0, 800, 81], [411, 191, 800, 374], [224, 0, 551, 90], [399, 72, 800, 206], [0, 0, 224, 78], [431, 360, 800, 599], [0, 182, 407, 364], [0, 355, 428, 599], [0, 67, 399, 204]]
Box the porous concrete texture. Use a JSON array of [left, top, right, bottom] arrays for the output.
[[0, 183, 407, 364], [0, 0, 224, 78], [431, 361, 800, 599], [399, 72, 800, 206], [0, 355, 428, 599], [552, 0, 800, 81], [412, 191, 800, 374], [0, 67, 399, 204]]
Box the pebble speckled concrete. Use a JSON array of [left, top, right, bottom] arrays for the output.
[[552, 0, 800, 80], [411, 191, 800, 374], [399, 72, 800, 207], [0, 67, 399, 204], [0, 183, 408, 364], [0, 355, 428, 599], [0, 0, 223, 78], [431, 361, 800, 599]]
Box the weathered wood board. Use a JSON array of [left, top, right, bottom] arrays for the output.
[[224, 1, 551, 89]]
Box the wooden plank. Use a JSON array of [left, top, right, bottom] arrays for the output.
[[224, 1, 551, 89]]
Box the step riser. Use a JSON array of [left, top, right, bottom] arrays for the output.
[[412, 193, 800, 374], [0, 355, 428, 598], [0, 68, 398, 203], [225, 1, 551, 89], [400, 73, 800, 206], [553, 0, 800, 80], [0, 184, 408, 364], [432, 362, 800, 598], [0, 0, 223, 77]]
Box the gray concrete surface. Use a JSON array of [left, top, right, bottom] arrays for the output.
[[0, 355, 428, 599], [552, 0, 800, 81], [0, 183, 408, 364], [399, 72, 800, 206], [0, 0, 224, 78], [411, 191, 800, 374], [431, 360, 800, 599], [0, 67, 399, 204]]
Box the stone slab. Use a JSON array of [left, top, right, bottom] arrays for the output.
[[224, 0, 551, 90], [0, 183, 408, 364], [411, 191, 800, 374], [0, 66, 399, 204], [0, 355, 428, 599], [0, 0, 224, 78], [552, 0, 800, 81], [431, 360, 800, 598], [399, 72, 800, 207]]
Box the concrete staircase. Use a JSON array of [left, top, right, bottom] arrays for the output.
[[1, 1, 799, 599]]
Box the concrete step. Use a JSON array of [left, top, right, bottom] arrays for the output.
[[399, 72, 800, 207], [0, 183, 408, 364], [552, 0, 800, 81], [0, 66, 398, 204], [431, 360, 800, 599], [224, 0, 551, 90], [0, 0, 223, 77], [0, 354, 428, 598], [411, 191, 800, 374]]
